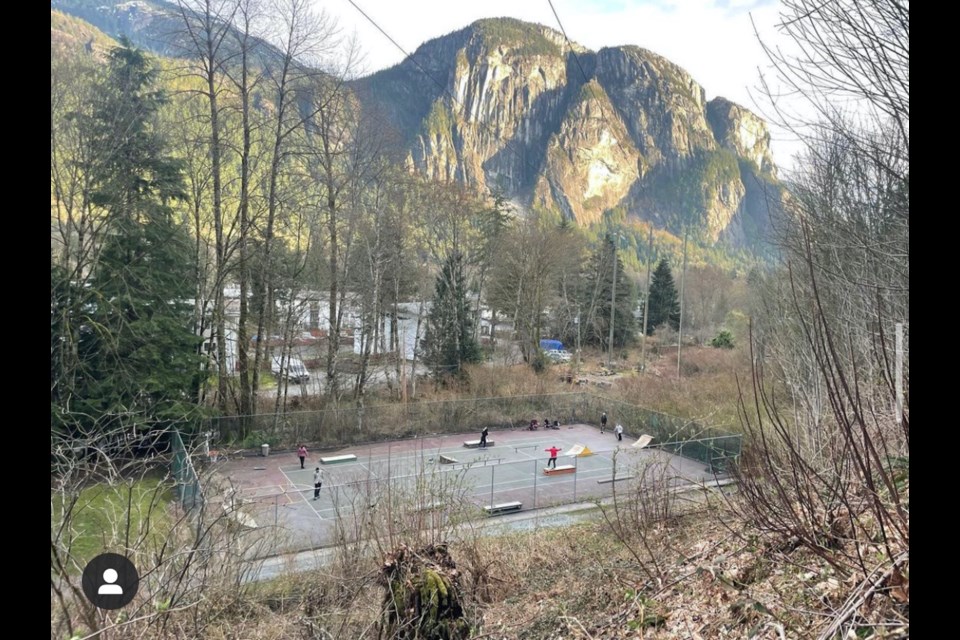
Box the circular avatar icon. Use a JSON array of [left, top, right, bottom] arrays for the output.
[[81, 553, 139, 610]]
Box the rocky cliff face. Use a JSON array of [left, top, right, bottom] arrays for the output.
[[534, 80, 640, 226], [358, 18, 781, 246], [707, 97, 777, 177]]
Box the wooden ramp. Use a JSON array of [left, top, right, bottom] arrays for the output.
[[438, 454, 459, 464], [563, 444, 594, 457], [544, 464, 576, 475]]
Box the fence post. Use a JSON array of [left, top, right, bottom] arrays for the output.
[[490, 465, 495, 508], [533, 458, 538, 509], [573, 454, 578, 501]]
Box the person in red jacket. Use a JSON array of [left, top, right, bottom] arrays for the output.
[[545, 445, 561, 469]]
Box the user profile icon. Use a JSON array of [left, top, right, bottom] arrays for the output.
[[81, 553, 139, 609], [98, 568, 123, 595]]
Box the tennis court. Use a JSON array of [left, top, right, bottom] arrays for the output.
[[208, 423, 731, 554]]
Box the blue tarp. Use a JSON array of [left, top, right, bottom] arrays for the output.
[[539, 339, 564, 351]]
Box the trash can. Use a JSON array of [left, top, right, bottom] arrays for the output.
[[261, 443, 270, 457]]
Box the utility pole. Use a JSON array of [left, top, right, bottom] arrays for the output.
[[607, 234, 618, 368], [640, 227, 653, 373], [677, 229, 687, 379], [575, 308, 582, 380]]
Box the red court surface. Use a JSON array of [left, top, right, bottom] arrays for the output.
[[210, 423, 725, 554]]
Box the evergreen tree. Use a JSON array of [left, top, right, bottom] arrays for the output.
[[646, 258, 680, 334], [60, 40, 202, 448], [424, 253, 482, 380], [578, 238, 635, 349]]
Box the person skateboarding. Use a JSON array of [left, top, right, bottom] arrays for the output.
[[479, 426, 489, 449], [545, 445, 561, 469], [600, 412, 608, 434], [615, 423, 624, 442]]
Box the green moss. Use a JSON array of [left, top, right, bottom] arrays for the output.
[[420, 569, 449, 620]]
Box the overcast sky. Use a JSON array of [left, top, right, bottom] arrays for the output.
[[316, 0, 804, 170]]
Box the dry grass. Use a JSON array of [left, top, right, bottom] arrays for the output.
[[56, 491, 907, 639], [600, 344, 750, 429], [459, 501, 907, 639]]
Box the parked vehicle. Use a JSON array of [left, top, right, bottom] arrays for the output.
[[272, 356, 310, 383], [546, 349, 572, 363]]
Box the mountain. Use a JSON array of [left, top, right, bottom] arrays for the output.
[[50, 0, 288, 64], [51, 0, 184, 55], [354, 18, 783, 247], [51, 5, 783, 249]]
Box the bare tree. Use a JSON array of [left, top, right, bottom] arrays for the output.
[[486, 214, 584, 365], [301, 40, 384, 400], [250, 0, 338, 406], [173, 0, 239, 412], [735, 2, 909, 636], [226, 0, 266, 421]]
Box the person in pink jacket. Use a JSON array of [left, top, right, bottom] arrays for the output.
[[297, 444, 307, 469]]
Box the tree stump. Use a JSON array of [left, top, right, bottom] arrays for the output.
[[378, 543, 470, 639]]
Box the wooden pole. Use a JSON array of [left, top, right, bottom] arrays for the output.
[[640, 226, 653, 373]]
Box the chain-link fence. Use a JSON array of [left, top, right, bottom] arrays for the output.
[[227, 442, 722, 555], [206, 391, 741, 466], [208, 392, 595, 448], [580, 394, 741, 471]]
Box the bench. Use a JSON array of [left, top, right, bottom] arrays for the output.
[[463, 440, 495, 448], [438, 454, 459, 464], [543, 464, 576, 475], [320, 454, 357, 465], [597, 474, 635, 484], [483, 501, 522, 515]]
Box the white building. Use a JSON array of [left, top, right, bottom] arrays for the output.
[[353, 301, 427, 361], [206, 285, 362, 375]]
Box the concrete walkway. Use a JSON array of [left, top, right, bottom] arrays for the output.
[[240, 478, 735, 584]]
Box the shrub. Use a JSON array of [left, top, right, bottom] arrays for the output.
[[710, 330, 734, 349]]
